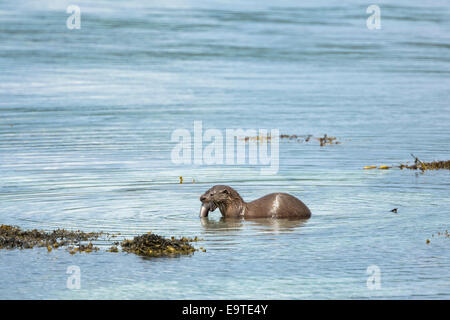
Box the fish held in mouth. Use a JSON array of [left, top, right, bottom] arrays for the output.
[[199, 201, 217, 217], [199, 202, 210, 217]]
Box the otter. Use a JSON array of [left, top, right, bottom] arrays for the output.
[[199, 185, 311, 219]]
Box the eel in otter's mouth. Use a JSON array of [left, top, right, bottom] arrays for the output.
[[199, 201, 217, 217]]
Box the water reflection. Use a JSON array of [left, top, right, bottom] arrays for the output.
[[200, 217, 308, 234]]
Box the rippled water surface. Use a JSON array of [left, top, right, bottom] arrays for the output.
[[1, 0, 449, 299]]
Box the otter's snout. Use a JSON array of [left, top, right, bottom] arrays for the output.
[[199, 187, 224, 217], [199, 191, 218, 217]]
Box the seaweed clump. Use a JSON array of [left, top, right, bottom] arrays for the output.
[[400, 154, 450, 171], [121, 232, 197, 257], [67, 242, 99, 254], [242, 135, 272, 143], [317, 134, 339, 146], [1, 224, 203, 258], [107, 246, 119, 253], [364, 154, 450, 171], [0, 224, 101, 251], [280, 133, 340, 146], [242, 134, 340, 145]]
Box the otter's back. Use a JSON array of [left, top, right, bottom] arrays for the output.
[[247, 193, 311, 218]]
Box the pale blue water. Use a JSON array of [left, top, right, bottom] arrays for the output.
[[0, 0, 449, 299]]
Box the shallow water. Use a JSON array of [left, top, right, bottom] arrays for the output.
[[0, 0, 449, 299]]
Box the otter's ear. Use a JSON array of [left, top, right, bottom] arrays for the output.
[[221, 189, 229, 194]]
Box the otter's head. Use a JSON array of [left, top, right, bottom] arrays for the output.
[[199, 185, 241, 217]]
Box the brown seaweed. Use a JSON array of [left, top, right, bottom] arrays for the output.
[[317, 134, 338, 146], [399, 154, 450, 171], [1, 224, 203, 258], [67, 242, 100, 254], [0, 224, 101, 251], [242, 134, 340, 145], [121, 232, 197, 257], [365, 154, 450, 171]]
